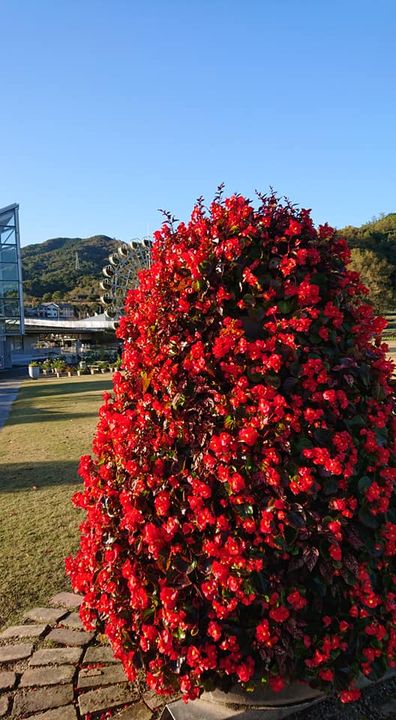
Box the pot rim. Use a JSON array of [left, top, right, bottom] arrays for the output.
[[201, 680, 325, 709]]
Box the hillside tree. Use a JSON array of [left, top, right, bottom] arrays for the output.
[[349, 248, 394, 313]]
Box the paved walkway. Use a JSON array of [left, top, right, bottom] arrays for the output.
[[0, 591, 165, 719], [0, 369, 25, 431]]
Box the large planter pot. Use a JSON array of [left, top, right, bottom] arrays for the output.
[[162, 681, 324, 720], [28, 365, 40, 380]]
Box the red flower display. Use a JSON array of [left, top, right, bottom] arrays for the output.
[[66, 191, 396, 703]]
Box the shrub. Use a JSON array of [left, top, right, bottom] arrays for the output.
[[53, 358, 67, 372], [67, 192, 396, 704]]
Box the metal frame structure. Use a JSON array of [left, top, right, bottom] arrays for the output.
[[0, 203, 24, 369], [100, 237, 152, 320]]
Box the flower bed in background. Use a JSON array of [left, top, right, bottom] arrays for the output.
[[67, 191, 396, 705]]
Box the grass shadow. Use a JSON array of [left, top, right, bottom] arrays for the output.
[[20, 378, 112, 399], [0, 460, 83, 492], [2, 376, 113, 425], [4, 409, 100, 425]]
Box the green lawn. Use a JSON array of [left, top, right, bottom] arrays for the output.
[[0, 374, 112, 629]]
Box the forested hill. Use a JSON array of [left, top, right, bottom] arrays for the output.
[[338, 214, 396, 313], [339, 213, 396, 264], [21, 235, 121, 311], [20, 214, 396, 315]]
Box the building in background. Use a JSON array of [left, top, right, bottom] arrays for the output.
[[25, 302, 75, 319], [0, 204, 24, 369]]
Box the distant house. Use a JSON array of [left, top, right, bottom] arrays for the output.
[[27, 302, 75, 319]]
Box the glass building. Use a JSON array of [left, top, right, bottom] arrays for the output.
[[0, 204, 24, 369]]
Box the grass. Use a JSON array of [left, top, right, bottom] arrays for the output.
[[387, 348, 396, 367], [0, 374, 112, 629]]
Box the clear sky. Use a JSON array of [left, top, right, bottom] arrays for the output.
[[1, 0, 395, 246]]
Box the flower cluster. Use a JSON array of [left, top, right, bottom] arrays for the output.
[[66, 192, 396, 703]]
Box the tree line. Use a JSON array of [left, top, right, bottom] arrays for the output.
[[21, 216, 396, 316], [339, 213, 396, 313]]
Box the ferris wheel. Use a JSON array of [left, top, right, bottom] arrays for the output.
[[100, 237, 152, 320]]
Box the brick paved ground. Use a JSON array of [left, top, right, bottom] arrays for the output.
[[0, 592, 165, 719]]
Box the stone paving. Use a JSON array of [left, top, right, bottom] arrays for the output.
[[0, 592, 165, 719]]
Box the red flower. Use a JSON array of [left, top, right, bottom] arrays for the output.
[[269, 606, 290, 623], [213, 334, 236, 359], [66, 191, 396, 703], [256, 619, 271, 643], [339, 688, 361, 703], [207, 621, 222, 641], [269, 676, 285, 692], [287, 590, 307, 610], [154, 491, 171, 516], [238, 426, 259, 446], [285, 219, 302, 236], [236, 657, 255, 682], [319, 669, 334, 682], [329, 545, 342, 562]]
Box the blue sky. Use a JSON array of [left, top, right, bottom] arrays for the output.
[[1, 0, 395, 246]]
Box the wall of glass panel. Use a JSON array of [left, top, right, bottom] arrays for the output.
[[0, 204, 24, 337]]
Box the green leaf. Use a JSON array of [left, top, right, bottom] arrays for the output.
[[375, 428, 388, 447], [358, 476, 372, 492], [286, 511, 305, 529], [388, 508, 396, 523], [358, 508, 380, 529], [267, 374, 281, 388], [345, 415, 365, 429], [323, 477, 338, 495], [250, 306, 265, 322], [311, 272, 328, 284], [241, 504, 254, 516], [357, 364, 371, 388], [247, 369, 266, 382], [243, 293, 256, 307], [295, 436, 313, 451], [282, 376, 299, 393], [141, 370, 153, 392], [313, 428, 332, 445], [142, 607, 155, 620], [303, 546, 319, 571], [224, 415, 236, 429], [171, 393, 185, 409], [340, 568, 358, 586], [277, 298, 296, 314], [312, 576, 327, 598], [370, 657, 388, 681]]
